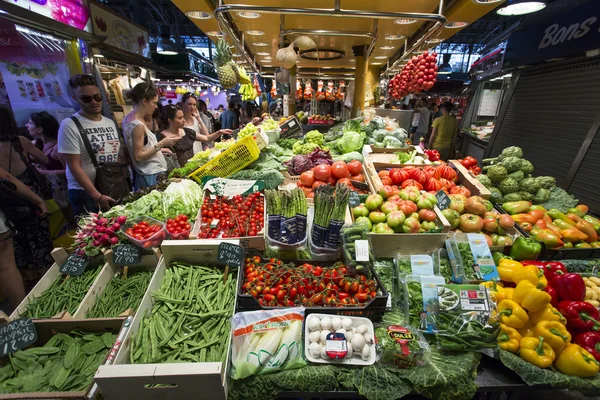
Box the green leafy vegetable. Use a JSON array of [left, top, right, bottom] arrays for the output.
[[540, 186, 579, 212], [229, 169, 284, 189]]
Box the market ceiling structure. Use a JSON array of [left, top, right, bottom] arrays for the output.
[[171, 0, 506, 76]]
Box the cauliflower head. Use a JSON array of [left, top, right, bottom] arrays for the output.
[[304, 130, 324, 146]]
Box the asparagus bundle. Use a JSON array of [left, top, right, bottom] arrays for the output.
[[265, 188, 308, 244], [312, 183, 351, 248]]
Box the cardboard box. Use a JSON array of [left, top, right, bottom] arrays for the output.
[[72, 249, 161, 319], [0, 318, 125, 399], [94, 240, 239, 400]]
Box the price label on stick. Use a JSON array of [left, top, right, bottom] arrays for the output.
[[0, 318, 37, 357], [435, 190, 451, 210], [112, 245, 141, 266], [59, 254, 89, 276], [217, 242, 244, 269]]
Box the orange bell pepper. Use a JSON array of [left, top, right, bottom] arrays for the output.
[[567, 214, 598, 242], [546, 222, 563, 237], [529, 209, 546, 221], [561, 227, 589, 243], [512, 214, 537, 225], [554, 219, 575, 230], [531, 229, 565, 249], [520, 222, 533, 232]]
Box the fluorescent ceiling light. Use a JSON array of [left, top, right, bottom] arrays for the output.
[[374, 56, 387, 59], [395, 19, 416, 25], [426, 39, 443, 44], [445, 22, 469, 28], [238, 12, 261, 18], [206, 31, 223, 37], [380, 46, 395, 50], [254, 42, 268, 46], [371, 62, 383, 65], [246, 30, 264, 35], [385, 34, 405, 40], [257, 52, 270, 56], [497, 1, 546, 16], [185, 11, 211, 19]]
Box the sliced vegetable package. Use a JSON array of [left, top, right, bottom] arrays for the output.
[[230, 308, 306, 380], [375, 310, 430, 369], [446, 232, 499, 283], [403, 275, 446, 333], [433, 284, 500, 352]]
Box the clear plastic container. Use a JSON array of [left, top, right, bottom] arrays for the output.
[[446, 232, 499, 283], [166, 226, 191, 240], [266, 213, 307, 248], [341, 223, 373, 275], [309, 230, 341, 261], [394, 253, 438, 278], [121, 216, 166, 249]]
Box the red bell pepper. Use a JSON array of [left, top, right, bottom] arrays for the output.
[[574, 331, 600, 362], [557, 300, 600, 333], [551, 271, 585, 301], [544, 261, 568, 281], [545, 285, 559, 307]]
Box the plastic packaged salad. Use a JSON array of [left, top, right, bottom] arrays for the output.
[[373, 259, 395, 309], [432, 248, 456, 283], [403, 275, 446, 333], [375, 310, 430, 368], [445, 232, 499, 283], [395, 253, 438, 277]]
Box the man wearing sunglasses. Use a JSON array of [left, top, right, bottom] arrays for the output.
[[58, 74, 122, 216]]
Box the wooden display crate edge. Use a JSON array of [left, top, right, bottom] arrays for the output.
[[448, 160, 491, 199]]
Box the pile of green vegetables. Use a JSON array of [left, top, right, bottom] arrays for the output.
[[86, 270, 153, 318], [130, 263, 236, 364], [477, 146, 556, 204], [22, 266, 101, 319], [0, 330, 115, 394]]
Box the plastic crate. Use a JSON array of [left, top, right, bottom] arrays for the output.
[[187, 135, 261, 183], [236, 252, 388, 321]]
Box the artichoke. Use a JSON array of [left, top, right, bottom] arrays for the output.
[[498, 177, 519, 194], [489, 187, 504, 204], [534, 188, 551, 204], [518, 191, 535, 201], [520, 159, 534, 175], [507, 170, 525, 182], [487, 165, 508, 184], [482, 146, 523, 163], [519, 177, 540, 194], [536, 176, 556, 189], [499, 156, 523, 173], [477, 174, 492, 187], [503, 192, 523, 202]]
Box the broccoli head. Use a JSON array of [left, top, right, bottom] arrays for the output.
[[533, 188, 551, 204], [499, 156, 523, 173], [507, 170, 525, 182], [292, 141, 320, 154], [503, 192, 522, 202], [520, 177, 541, 194], [498, 177, 520, 194], [536, 176, 556, 189], [304, 130, 324, 146], [520, 159, 534, 175], [477, 174, 492, 188], [518, 191, 535, 201], [489, 187, 504, 204], [486, 165, 508, 184]]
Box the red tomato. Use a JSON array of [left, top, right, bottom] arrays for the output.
[[336, 178, 353, 188], [300, 186, 312, 196], [331, 161, 349, 180], [299, 171, 315, 187], [313, 164, 331, 182], [347, 160, 362, 175], [312, 180, 327, 189], [349, 174, 365, 182]]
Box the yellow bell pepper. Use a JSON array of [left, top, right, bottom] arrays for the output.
[[498, 323, 521, 353], [497, 259, 523, 283], [529, 304, 567, 326], [512, 280, 552, 312], [533, 321, 571, 353], [520, 336, 556, 368], [482, 281, 507, 303], [556, 344, 600, 377], [511, 265, 548, 288], [518, 320, 536, 338], [498, 299, 529, 328], [504, 287, 515, 300]]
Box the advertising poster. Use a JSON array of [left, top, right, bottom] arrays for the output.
[[2, 0, 92, 32], [0, 21, 76, 125]]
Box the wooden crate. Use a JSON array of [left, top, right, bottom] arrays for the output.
[[0, 318, 125, 399], [71, 249, 161, 319], [448, 160, 491, 199], [94, 240, 239, 400], [364, 145, 429, 169], [10, 248, 107, 321]]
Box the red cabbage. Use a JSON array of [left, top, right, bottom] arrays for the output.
[[308, 148, 333, 166], [286, 155, 313, 175]]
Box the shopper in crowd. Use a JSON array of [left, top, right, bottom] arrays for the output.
[[197, 99, 216, 135], [429, 102, 458, 161], [219, 101, 239, 130], [432, 103, 443, 120], [0, 106, 53, 283], [180, 92, 229, 152], [58, 74, 124, 215], [413, 99, 432, 142], [158, 105, 197, 170], [26, 111, 76, 228], [122, 83, 175, 190], [217, 104, 224, 112], [0, 166, 48, 308]]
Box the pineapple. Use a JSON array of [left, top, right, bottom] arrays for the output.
[[214, 39, 239, 89]]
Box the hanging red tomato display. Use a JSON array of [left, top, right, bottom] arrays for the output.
[[388, 50, 438, 99]]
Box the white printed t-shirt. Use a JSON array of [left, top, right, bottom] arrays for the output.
[[58, 113, 121, 190]]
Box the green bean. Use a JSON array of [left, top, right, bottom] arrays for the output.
[[86, 270, 152, 318]]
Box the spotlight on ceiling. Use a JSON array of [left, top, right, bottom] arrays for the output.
[[246, 30, 264, 35], [445, 21, 469, 28], [238, 12, 261, 19], [385, 34, 405, 40], [497, 0, 546, 16], [185, 11, 211, 19], [394, 19, 416, 25]]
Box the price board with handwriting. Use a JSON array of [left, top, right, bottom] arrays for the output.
[[348, 191, 361, 207], [113, 245, 141, 265], [59, 254, 88, 276], [435, 190, 451, 210], [0, 318, 37, 357], [217, 242, 244, 268], [279, 116, 303, 139]]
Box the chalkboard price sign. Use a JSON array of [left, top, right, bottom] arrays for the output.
[[217, 242, 244, 268], [279, 116, 303, 139], [348, 191, 361, 207], [59, 254, 89, 276], [0, 318, 37, 357], [113, 245, 141, 265], [435, 190, 451, 210]]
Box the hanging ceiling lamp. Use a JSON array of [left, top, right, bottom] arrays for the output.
[[497, 0, 546, 16]]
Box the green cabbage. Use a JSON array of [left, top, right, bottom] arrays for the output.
[[336, 131, 366, 154]]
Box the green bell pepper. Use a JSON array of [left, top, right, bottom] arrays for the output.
[[493, 251, 512, 266], [510, 237, 542, 261]]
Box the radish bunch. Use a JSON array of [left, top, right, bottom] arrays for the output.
[[74, 213, 127, 256], [388, 50, 438, 99]]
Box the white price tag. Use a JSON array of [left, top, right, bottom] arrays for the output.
[[355, 240, 370, 262], [386, 294, 392, 309], [210, 219, 220, 228], [210, 194, 216, 200]]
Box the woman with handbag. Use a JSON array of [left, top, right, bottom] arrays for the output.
[[0, 106, 54, 282]]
